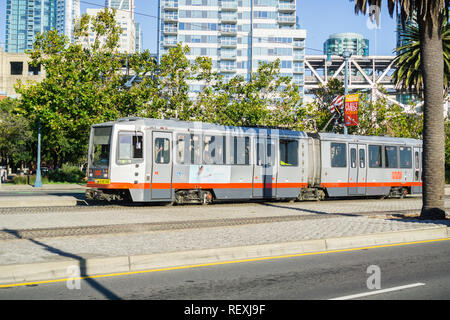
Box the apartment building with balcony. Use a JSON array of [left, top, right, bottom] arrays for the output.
[[157, 0, 306, 97]]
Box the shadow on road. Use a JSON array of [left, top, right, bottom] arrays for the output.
[[259, 202, 360, 217], [1, 228, 121, 300]]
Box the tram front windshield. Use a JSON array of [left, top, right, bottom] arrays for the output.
[[90, 126, 112, 167]]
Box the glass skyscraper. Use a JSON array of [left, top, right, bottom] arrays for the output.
[[323, 33, 369, 57], [157, 0, 306, 95], [5, 0, 80, 53]]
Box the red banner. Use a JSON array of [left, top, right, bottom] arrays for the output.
[[344, 94, 359, 127]]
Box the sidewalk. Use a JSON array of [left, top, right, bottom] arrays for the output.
[[0, 197, 448, 286], [0, 183, 84, 208]]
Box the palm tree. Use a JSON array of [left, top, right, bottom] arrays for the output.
[[393, 17, 450, 94], [353, 0, 448, 220]]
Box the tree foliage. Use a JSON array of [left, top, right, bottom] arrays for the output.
[[393, 16, 450, 94], [191, 60, 303, 129], [0, 98, 33, 169]]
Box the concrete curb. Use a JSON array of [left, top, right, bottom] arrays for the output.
[[0, 226, 449, 286], [0, 196, 78, 208], [0, 184, 85, 191]]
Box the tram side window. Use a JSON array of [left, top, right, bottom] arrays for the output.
[[330, 143, 346, 167], [415, 151, 419, 169], [117, 132, 143, 164], [155, 138, 170, 164], [280, 139, 298, 166], [176, 134, 192, 164], [203, 135, 226, 165], [385, 146, 398, 168], [266, 139, 275, 166], [256, 141, 264, 166], [230, 136, 250, 165], [359, 149, 365, 168], [350, 148, 357, 168], [190, 134, 201, 164], [369, 145, 382, 168], [399, 147, 412, 168]]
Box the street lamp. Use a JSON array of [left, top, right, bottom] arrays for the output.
[[34, 118, 42, 188]]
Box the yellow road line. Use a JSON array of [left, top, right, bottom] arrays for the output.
[[1, 237, 450, 289]]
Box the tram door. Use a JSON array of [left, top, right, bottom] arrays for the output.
[[413, 147, 422, 193], [151, 131, 173, 200], [253, 137, 276, 198], [348, 144, 367, 195]]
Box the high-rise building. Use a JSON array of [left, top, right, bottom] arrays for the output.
[[157, 0, 306, 95], [5, 0, 80, 53], [396, 12, 416, 50], [323, 33, 369, 57], [135, 22, 143, 53], [103, 0, 136, 53], [57, 0, 81, 42], [106, 0, 134, 17]]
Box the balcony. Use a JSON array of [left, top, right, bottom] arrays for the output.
[[278, 2, 296, 12], [163, 39, 178, 47], [220, 38, 237, 48], [293, 53, 304, 61], [220, 13, 238, 24], [163, 1, 178, 10], [220, 64, 237, 72], [293, 40, 305, 48], [220, 26, 237, 36], [164, 13, 178, 22], [220, 51, 237, 60], [163, 25, 178, 35], [277, 14, 296, 25], [220, 0, 238, 11]]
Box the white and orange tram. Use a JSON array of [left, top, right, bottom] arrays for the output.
[[85, 117, 423, 204]]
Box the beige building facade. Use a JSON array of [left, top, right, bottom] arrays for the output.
[[0, 47, 45, 98]]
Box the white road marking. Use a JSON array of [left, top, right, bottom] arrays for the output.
[[329, 283, 426, 300]]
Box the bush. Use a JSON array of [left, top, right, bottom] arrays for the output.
[[12, 175, 49, 185], [47, 165, 85, 183]]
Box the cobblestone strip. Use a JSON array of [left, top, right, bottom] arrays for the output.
[[0, 207, 441, 241]]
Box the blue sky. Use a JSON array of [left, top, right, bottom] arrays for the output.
[[0, 0, 398, 55]]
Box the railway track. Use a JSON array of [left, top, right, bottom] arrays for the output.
[[0, 195, 430, 215], [1, 207, 445, 241]]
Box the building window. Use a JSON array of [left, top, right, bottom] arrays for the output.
[[10, 61, 23, 75], [28, 63, 41, 75]]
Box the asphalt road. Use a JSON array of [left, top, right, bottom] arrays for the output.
[[1, 238, 449, 302]]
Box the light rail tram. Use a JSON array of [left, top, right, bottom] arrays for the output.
[[85, 117, 423, 204]]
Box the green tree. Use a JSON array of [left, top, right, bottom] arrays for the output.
[[193, 60, 302, 129], [353, 0, 448, 219], [393, 16, 450, 94], [16, 8, 136, 166], [303, 78, 345, 132], [0, 98, 33, 172], [350, 92, 423, 138]]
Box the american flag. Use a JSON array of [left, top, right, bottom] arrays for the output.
[[328, 95, 344, 114]]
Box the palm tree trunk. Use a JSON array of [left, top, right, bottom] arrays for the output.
[[418, 13, 446, 219]]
